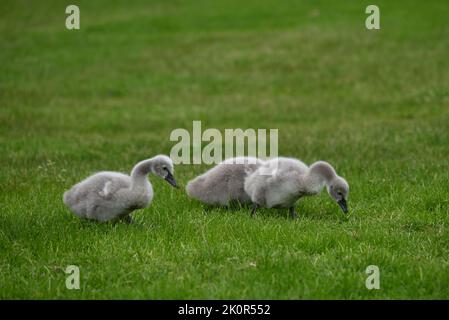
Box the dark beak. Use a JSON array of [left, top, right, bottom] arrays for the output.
[[164, 171, 178, 188], [338, 199, 348, 213]]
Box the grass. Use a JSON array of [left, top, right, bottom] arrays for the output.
[[1, 0, 449, 299]]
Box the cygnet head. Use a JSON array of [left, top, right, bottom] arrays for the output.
[[150, 155, 178, 188], [327, 176, 349, 213]]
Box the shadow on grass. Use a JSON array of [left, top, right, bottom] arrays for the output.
[[68, 212, 154, 233], [197, 200, 347, 222]]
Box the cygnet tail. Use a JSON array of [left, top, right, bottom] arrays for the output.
[[185, 177, 207, 201], [63, 189, 75, 207], [63, 190, 70, 206]]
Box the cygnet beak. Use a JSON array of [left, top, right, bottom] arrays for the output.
[[337, 198, 348, 213], [165, 171, 179, 188]]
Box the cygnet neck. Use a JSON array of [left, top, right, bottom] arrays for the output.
[[130, 158, 154, 189], [303, 161, 338, 194], [309, 161, 337, 185]]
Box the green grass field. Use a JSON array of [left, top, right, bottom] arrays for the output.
[[1, 0, 449, 299]]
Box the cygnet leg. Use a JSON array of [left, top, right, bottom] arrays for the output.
[[289, 207, 298, 219], [251, 203, 258, 217], [122, 215, 133, 224]]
